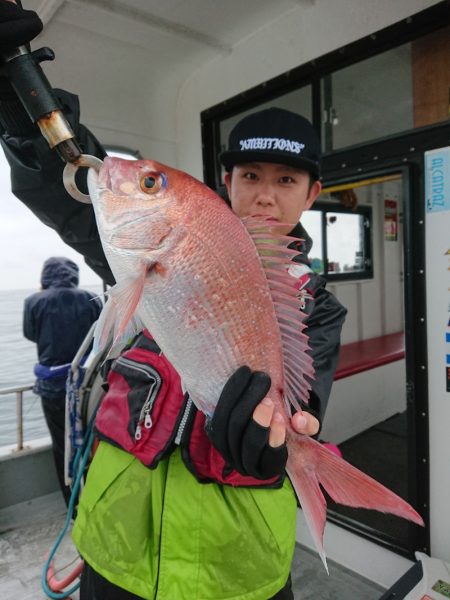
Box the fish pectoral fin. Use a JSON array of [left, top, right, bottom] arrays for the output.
[[93, 273, 146, 353], [93, 296, 115, 354]]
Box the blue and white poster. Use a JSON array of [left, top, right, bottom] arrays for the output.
[[425, 147, 450, 396], [425, 146, 450, 213]]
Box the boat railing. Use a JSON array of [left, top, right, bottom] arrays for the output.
[[0, 383, 35, 452]]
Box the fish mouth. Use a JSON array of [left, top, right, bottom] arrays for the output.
[[98, 160, 112, 192], [87, 167, 110, 201], [87, 158, 115, 197], [87, 168, 99, 200]]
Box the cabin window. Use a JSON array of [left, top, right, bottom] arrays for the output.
[[302, 202, 373, 281], [321, 45, 413, 151], [321, 24, 450, 152]]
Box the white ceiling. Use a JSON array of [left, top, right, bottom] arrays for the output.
[[31, 0, 313, 55], [23, 0, 316, 154]]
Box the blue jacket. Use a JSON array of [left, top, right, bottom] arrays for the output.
[[23, 257, 102, 393]]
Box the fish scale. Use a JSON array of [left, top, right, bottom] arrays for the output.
[[88, 156, 424, 571]]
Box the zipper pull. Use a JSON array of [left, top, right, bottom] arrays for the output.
[[135, 424, 142, 440], [144, 412, 153, 429]]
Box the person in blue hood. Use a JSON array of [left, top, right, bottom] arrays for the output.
[[23, 257, 102, 504]]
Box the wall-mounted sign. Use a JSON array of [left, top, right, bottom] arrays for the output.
[[384, 199, 398, 241], [425, 146, 450, 213]]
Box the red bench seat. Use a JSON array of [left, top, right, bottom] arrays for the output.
[[334, 332, 405, 381]]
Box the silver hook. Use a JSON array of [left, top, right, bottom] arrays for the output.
[[63, 154, 104, 203]]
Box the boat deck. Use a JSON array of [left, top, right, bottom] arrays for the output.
[[0, 492, 386, 599]]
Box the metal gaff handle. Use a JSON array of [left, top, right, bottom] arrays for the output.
[[63, 154, 103, 204]]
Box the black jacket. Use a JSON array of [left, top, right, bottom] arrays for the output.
[[2, 90, 346, 419]]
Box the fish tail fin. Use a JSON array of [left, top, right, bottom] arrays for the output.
[[286, 445, 330, 572], [286, 434, 424, 570]]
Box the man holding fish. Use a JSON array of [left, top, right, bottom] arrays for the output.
[[0, 3, 351, 599]]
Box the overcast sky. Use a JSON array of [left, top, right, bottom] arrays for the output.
[[0, 149, 103, 292]]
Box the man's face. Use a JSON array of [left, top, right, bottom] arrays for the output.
[[224, 162, 321, 235]]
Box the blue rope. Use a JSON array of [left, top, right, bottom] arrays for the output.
[[41, 421, 95, 599]]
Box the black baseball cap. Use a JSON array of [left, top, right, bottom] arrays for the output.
[[220, 107, 321, 179]]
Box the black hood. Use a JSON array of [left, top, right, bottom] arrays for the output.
[[40, 257, 79, 289]]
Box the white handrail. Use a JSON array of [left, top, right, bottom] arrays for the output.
[[0, 383, 34, 451], [0, 384, 33, 395]]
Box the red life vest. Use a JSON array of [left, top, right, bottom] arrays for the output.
[[94, 330, 282, 488]]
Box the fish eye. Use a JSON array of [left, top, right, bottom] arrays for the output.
[[139, 171, 166, 194]]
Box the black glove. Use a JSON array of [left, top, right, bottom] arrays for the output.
[[0, 1, 43, 135], [207, 366, 288, 480], [0, 0, 43, 54]]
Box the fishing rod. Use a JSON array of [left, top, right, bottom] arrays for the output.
[[2, 0, 81, 162], [1, 0, 101, 202]]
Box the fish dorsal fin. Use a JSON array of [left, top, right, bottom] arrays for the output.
[[93, 272, 146, 355], [243, 217, 315, 412]]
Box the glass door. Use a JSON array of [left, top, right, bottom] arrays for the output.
[[317, 168, 428, 557]]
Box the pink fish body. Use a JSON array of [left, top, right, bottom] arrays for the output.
[[88, 157, 423, 569]]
